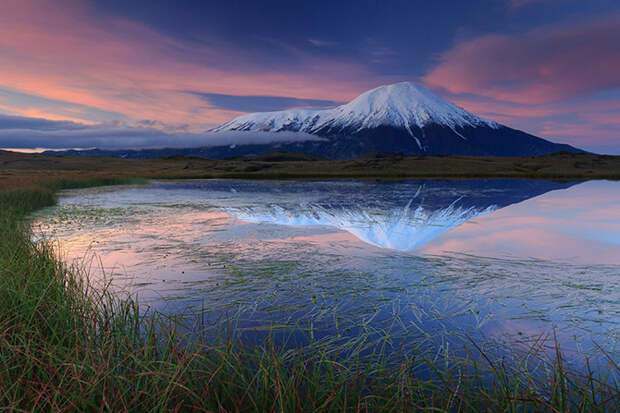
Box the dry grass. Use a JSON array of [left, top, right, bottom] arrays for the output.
[[1, 150, 620, 191]]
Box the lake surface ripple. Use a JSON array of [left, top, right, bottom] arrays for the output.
[[33, 179, 619, 367]]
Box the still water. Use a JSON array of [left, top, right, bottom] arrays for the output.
[[32, 179, 619, 366]]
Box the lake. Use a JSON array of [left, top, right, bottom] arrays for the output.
[[32, 179, 619, 369]]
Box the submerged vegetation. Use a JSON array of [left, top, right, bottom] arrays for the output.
[[0, 178, 619, 411]]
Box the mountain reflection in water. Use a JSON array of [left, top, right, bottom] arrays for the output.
[[31, 179, 618, 368], [206, 180, 577, 251]]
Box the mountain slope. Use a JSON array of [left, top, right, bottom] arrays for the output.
[[210, 81, 583, 158], [45, 81, 585, 159], [212, 82, 498, 143]]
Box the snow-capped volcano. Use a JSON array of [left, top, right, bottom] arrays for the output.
[[212, 82, 497, 143], [209, 81, 582, 158], [327, 82, 498, 131], [50, 81, 582, 160]]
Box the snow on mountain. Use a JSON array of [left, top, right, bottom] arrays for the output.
[[49, 81, 582, 159], [210, 82, 498, 146]]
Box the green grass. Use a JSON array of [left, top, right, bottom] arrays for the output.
[[0, 179, 618, 411]]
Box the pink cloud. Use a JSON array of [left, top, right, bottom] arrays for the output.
[[433, 94, 620, 149], [420, 15, 620, 151], [423, 15, 620, 105], [0, 0, 376, 128], [0, 102, 97, 125], [538, 122, 620, 146], [1, 0, 618, 152], [583, 112, 620, 127]]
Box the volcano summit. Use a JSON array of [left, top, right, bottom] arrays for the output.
[[49, 82, 584, 159], [210, 81, 583, 158]]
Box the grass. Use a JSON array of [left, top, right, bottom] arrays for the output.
[[2, 150, 620, 191], [0, 179, 618, 411]]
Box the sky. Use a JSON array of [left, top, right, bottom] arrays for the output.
[[0, 0, 619, 153]]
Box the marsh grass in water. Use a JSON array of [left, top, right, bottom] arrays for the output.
[[0, 180, 618, 411]]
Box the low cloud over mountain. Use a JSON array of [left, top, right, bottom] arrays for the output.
[[0, 114, 322, 150]]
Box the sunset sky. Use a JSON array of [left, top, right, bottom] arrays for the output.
[[1, 0, 619, 153]]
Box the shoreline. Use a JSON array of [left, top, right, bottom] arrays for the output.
[[0, 177, 618, 411]]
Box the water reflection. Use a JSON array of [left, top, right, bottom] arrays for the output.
[[31, 179, 619, 367], [213, 180, 577, 251], [421, 181, 620, 264]]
